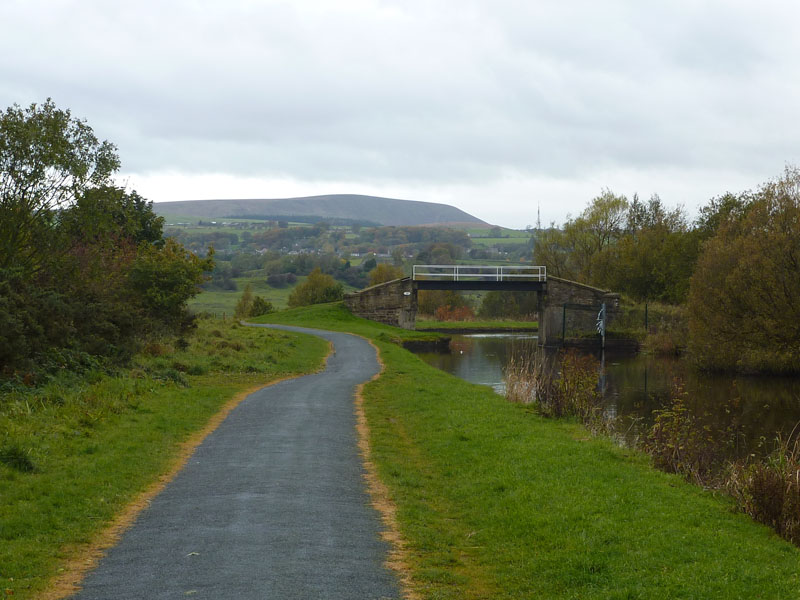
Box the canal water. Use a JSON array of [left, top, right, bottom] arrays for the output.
[[412, 333, 800, 455]]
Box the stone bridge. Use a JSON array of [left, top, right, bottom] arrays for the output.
[[343, 265, 619, 346]]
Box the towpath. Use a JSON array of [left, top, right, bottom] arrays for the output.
[[72, 324, 400, 600]]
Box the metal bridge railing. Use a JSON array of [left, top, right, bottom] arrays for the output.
[[412, 264, 546, 282]]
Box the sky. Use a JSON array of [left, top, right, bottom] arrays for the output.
[[3, 0, 800, 228]]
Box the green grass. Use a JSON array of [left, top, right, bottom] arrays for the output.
[[415, 318, 538, 331], [189, 275, 310, 314], [469, 236, 531, 247], [0, 317, 328, 599], [257, 304, 800, 599]]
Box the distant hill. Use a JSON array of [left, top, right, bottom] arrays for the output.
[[153, 194, 488, 227]]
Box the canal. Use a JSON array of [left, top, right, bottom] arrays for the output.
[[411, 333, 800, 456]]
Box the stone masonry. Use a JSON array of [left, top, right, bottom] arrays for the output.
[[539, 276, 620, 346], [343, 277, 417, 329], [343, 272, 619, 346]]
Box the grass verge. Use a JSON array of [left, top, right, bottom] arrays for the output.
[[0, 317, 328, 599], [257, 303, 800, 599]]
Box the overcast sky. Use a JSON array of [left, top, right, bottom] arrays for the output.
[[3, 1, 800, 227]]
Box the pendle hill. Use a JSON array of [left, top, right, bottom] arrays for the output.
[[153, 194, 489, 228]]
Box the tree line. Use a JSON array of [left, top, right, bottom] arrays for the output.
[[535, 170, 800, 373]]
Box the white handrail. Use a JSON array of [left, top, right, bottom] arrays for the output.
[[412, 265, 546, 281]]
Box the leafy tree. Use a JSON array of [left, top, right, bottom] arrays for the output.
[[533, 189, 628, 284], [603, 196, 698, 303], [694, 191, 753, 241], [60, 186, 164, 245], [0, 99, 119, 274], [368, 263, 405, 286], [688, 167, 800, 373], [362, 257, 377, 271], [287, 268, 343, 307], [235, 283, 255, 319], [127, 239, 214, 333]]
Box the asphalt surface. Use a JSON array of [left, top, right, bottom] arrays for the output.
[[72, 324, 401, 600]]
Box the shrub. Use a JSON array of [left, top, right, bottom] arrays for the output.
[[504, 347, 602, 421], [250, 296, 274, 317], [727, 435, 800, 543], [643, 386, 742, 486], [287, 268, 343, 308]]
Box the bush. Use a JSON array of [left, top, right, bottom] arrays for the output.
[[287, 268, 343, 308], [727, 436, 800, 544], [434, 305, 475, 322], [504, 347, 602, 421], [250, 296, 274, 317]]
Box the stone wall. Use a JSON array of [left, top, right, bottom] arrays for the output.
[[539, 276, 620, 346], [343, 278, 417, 329]]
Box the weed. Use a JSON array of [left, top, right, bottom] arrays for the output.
[[727, 433, 800, 543], [504, 346, 602, 421], [642, 385, 743, 487], [0, 443, 36, 473]]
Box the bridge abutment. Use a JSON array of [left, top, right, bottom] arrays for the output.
[[343, 277, 417, 329]]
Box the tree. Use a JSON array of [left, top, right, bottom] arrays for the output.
[[603, 195, 697, 303], [128, 239, 214, 333], [287, 268, 343, 307], [235, 283, 255, 319], [688, 167, 800, 373], [0, 99, 120, 273], [533, 189, 628, 284], [368, 263, 405, 286], [235, 284, 273, 318]]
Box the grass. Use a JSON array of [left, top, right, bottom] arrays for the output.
[[0, 317, 329, 599], [257, 303, 800, 599], [469, 236, 531, 247], [189, 274, 309, 314]]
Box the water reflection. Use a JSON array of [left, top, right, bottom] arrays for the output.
[[413, 334, 800, 454]]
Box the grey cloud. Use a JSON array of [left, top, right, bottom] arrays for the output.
[[2, 0, 799, 218]]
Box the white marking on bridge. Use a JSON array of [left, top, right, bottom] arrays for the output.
[[412, 264, 546, 282]]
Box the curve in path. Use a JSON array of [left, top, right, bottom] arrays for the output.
[[72, 324, 401, 600]]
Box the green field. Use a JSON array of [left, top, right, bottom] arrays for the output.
[[189, 275, 310, 315], [255, 303, 800, 599], [469, 235, 532, 247]]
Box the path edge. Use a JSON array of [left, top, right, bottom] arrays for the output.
[[355, 338, 420, 600], [39, 342, 333, 600]]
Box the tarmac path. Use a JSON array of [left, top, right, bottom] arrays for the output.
[[72, 324, 401, 600]]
